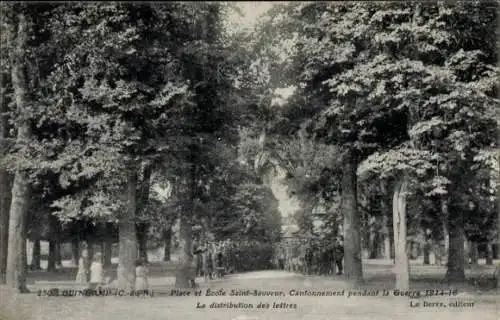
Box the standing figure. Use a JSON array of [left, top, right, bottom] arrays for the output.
[[89, 252, 104, 289], [215, 244, 224, 278], [135, 259, 149, 291], [207, 247, 214, 279], [75, 249, 89, 285], [333, 237, 344, 275], [304, 245, 313, 275]]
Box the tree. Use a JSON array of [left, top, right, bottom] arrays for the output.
[[0, 12, 13, 284], [251, 2, 498, 287], [354, 2, 498, 285], [252, 2, 407, 283], [4, 5, 33, 292], [41, 3, 247, 289]]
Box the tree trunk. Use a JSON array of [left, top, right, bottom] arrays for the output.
[[485, 242, 493, 265], [0, 153, 11, 284], [423, 230, 431, 265], [103, 238, 112, 268], [202, 247, 209, 279], [117, 170, 138, 290], [443, 222, 449, 265], [137, 224, 148, 262], [423, 243, 430, 265], [341, 150, 363, 283], [0, 51, 12, 284], [55, 241, 62, 268], [47, 240, 57, 271], [70, 238, 79, 267], [175, 212, 194, 288], [86, 240, 94, 273], [368, 217, 377, 259], [469, 241, 478, 265], [47, 214, 59, 271], [381, 215, 391, 260], [444, 201, 466, 283], [463, 240, 469, 266], [497, 184, 500, 288], [392, 177, 410, 290], [0, 6, 14, 285], [136, 164, 152, 263], [31, 239, 41, 270], [5, 168, 31, 292], [163, 228, 172, 262], [22, 239, 28, 271], [379, 195, 392, 261], [383, 234, 391, 260], [0, 172, 11, 284], [5, 11, 31, 293]]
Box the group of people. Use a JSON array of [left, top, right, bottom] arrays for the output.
[[194, 241, 224, 280], [71, 237, 343, 288], [74, 249, 149, 290], [193, 239, 275, 279], [274, 237, 344, 276]]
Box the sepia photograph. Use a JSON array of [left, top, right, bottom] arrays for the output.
[[0, 1, 498, 320]]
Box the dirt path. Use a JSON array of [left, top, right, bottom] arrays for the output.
[[1, 269, 497, 320]]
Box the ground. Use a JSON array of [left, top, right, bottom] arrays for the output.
[[1, 259, 498, 320]]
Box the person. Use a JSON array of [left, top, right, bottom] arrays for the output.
[[89, 252, 104, 289], [333, 236, 344, 275], [135, 259, 149, 291], [75, 249, 89, 285], [304, 245, 313, 275], [214, 244, 224, 279], [207, 247, 214, 280]]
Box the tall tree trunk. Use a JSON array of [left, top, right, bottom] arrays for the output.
[[211, 243, 218, 269], [381, 215, 391, 260], [5, 11, 31, 293], [86, 240, 94, 274], [485, 242, 493, 265], [31, 239, 41, 270], [383, 234, 391, 260], [117, 170, 138, 290], [175, 212, 194, 288], [469, 241, 478, 265], [137, 224, 148, 262], [136, 164, 152, 263], [47, 215, 59, 271], [0, 173, 11, 284], [175, 149, 198, 288], [103, 238, 112, 268], [463, 240, 469, 266], [444, 201, 466, 282], [47, 240, 57, 271], [423, 244, 430, 265], [497, 180, 500, 288], [55, 241, 62, 267], [0, 6, 14, 285], [368, 217, 377, 259], [392, 177, 409, 290], [163, 228, 172, 262], [341, 150, 363, 283], [22, 239, 28, 271], [70, 238, 79, 267], [423, 230, 431, 265], [0, 121, 11, 283], [443, 222, 449, 265], [202, 247, 209, 279]]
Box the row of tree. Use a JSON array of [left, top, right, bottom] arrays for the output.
[[1, 2, 498, 293], [0, 3, 281, 292], [243, 2, 499, 288]]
